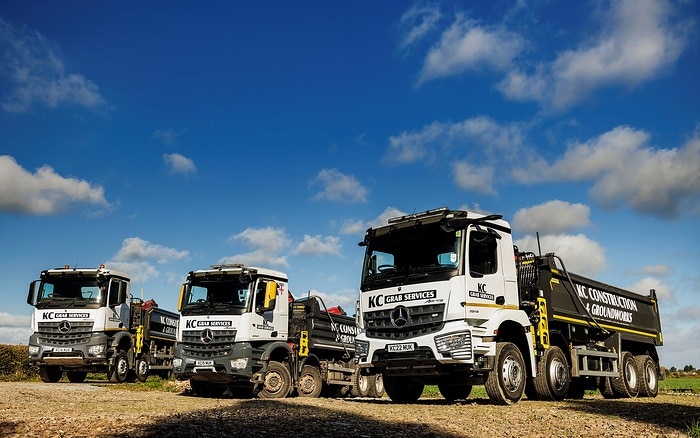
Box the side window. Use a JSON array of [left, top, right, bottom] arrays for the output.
[[469, 230, 498, 276]]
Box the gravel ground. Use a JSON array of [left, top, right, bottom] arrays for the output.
[[1, 381, 699, 437]]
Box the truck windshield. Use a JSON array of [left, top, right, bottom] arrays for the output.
[[181, 279, 251, 316], [360, 224, 462, 291], [35, 277, 105, 309]]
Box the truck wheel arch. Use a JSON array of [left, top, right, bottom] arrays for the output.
[[495, 319, 535, 377]]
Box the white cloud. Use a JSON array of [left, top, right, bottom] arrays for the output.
[[113, 237, 189, 263], [626, 277, 674, 302], [512, 200, 591, 235], [0, 313, 32, 344], [217, 251, 289, 269], [398, 4, 442, 50], [517, 126, 700, 219], [635, 265, 671, 277], [497, 0, 689, 111], [418, 13, 524, 84], [340, 219, 366, 235], [163, 153, 196, 174], [310, 168, 368, 203], [0, 17, 107, 113], [514, 233, 606, 276], [304, 289, 357, 312], [294, 235, 341, 256], [452, 161, 495, 195], [385, 116, 526, 166], [0, 155, 109, 215], [153, 129, 179, 146], [229, 227, 291, 254], [340, 207, 408, 236], [104, 261, 159, 284], [223, 227, 291, 268]]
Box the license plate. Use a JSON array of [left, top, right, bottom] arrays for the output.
[[195, 360, 214, 366], [387, 343, 415, 353], [53, 347, 73, 353]]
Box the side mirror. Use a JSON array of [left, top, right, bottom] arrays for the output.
[[177, 284, 186, 312], [27, 280, 39, 305], [264, 281, 277, 310]]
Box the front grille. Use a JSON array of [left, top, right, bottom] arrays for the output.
[[365, 304, 445, 340], [37, 321, 93, 346], [180, 329, 237, 359]]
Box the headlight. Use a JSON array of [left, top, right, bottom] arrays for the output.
[[355, 339, 369, 359], [435, 331, 472, 360], [230, 358, 248, 370], [173, 358, 182, 368], [87, 344, 106, 356], [28, 345, 40, 356]]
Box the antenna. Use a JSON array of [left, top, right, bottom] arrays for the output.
[[536, 232, 542, 256]]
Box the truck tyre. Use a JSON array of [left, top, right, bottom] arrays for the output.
[[635, 355, 658, 397], [485, 342, 526, 405], [438, 384, 472, 401], [610, 351, 639, 398], [39, 366, 62, 383], [298, 365, 322, 398], [566, 377, 587, 399], [190, 379, 226, 397], [257, 361, 292, 399], [533, 346, 570, 401], [598, 377, 617, 399], [109, 350, 130, 383], [351, 371, 371, 397], [370, 374, 385, 398], [66, 371, 87, 383], [383, 375, 424, 403], [135, 359, 149, 382]]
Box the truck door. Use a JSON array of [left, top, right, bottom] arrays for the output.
[[465, 226, 506, 317], [251, 279, 287, 339]]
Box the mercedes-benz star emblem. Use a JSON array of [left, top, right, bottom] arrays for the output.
[[58, 320, 71, 333], [390, 306, 410, 328], [201, 328, 214, 344]]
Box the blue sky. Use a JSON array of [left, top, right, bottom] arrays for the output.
[[1, 1, 698, 369]]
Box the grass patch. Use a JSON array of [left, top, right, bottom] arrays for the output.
[[659, 376, 700, 394], [687, 418, 700, 438]]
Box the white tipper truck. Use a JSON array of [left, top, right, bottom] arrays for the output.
[[353, 208, 663, 404], [27, 265, 178, 383]]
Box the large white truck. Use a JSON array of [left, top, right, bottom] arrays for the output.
[[27, 265, 179, 383], [172, 264, 382, 398], [354, 208, 663, 404]]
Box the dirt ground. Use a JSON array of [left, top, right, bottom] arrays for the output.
[[0, 381, 699, 437]]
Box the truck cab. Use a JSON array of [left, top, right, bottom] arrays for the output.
[[173, 264, 290, 396]]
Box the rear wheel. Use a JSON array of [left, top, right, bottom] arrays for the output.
[[438, 384, 473, 401], [533, 346, 570, 401], [383, 375, 424, 403], [257, 361, 291, 399], [39, 366, 62, 383], [370, 374, 385, 398], [485, 342, 526, 405], [109, 350, 129, 383], [351, 371, 371, 397], [66, 371, 87, 383], [298, 365, 322, 398], [135, 359, 149, 382], [635, 355, 659, 397], [610, 351, 639, 398]]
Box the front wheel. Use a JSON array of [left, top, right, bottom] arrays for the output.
[[297, 365, 322, 398], [39, 366, 63, 383], [109, 350, 129, 383], [351, 371, 371, 397], [383, 375, 424, 403], [256, 361, 291, 399], [66, 371, 87, 383], [485, 342, 526, 405], [438, 383, 472, 401], [370, 374, 385, 398]]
